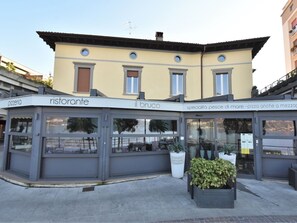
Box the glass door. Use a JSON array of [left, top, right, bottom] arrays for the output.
[[187, 118, 254, 175], [187, 119, 215, 160], [216, 118, 254, 175]]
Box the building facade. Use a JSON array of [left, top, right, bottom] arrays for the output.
[[38, 32, 268, 100], [1, 95, 297, 182], [5, 32, 296, 183], [282, 0, 297, 72]]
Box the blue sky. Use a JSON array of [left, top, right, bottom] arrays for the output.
[[0, 0, 287, 89]]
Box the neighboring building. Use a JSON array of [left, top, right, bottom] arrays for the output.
[[0, 54, 44, 81], [282, 0, 297, 73], [37, 31, 268, 100], [257, 1, 297, 97], [257, 68, 297, 97], [0, 60, 44, 141]]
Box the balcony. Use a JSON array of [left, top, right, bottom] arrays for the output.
[[258, 68, 297, 96], [291, 45, 297, 54], [289, 26, 297, 35]]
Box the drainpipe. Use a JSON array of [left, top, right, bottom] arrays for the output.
[[200, 46, 206, 99]]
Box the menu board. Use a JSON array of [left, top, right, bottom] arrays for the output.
[[240, 133, 253, 155]]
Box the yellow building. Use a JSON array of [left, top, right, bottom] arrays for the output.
[[282, 0, 297, 73], [38, 31, 268, 100]]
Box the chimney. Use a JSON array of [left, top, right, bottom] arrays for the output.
[[155, 32, 163, 41]]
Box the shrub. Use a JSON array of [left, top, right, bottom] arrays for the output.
[[189, 158, 236, 189], [168, 142, 185, 153]]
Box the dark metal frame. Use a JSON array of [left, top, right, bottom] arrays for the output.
[[289, 164, 297, 190]]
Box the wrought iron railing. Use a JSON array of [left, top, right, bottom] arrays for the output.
[[259, 68, 297, 94]]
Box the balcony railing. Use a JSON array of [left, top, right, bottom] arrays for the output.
[[289, 26, 297, 35], [259, 68, 297, 94], [291, 46, 297, 54]]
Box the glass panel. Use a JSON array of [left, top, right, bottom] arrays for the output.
[[113, 119, 144, 134], [216, 118, 254, 174], [262, 120, 295, 136], [216, 75, 221, 95], [263, 138, 297, 156], [46, 117, 98, 134], [146, 119, 178, 135], [178, 75, 183, 94], [45, 137, 98, 154], [187, 119, 215, 159], [133, 77, 138, 93], [10, 136, 32, 153], [216, 118, 252, 149], [126, 77, 132, 93], [10, 117, 33, 133], [172, 74, 177, 95], [126, 77, 138, 94], [111, 136, 177, 153], [216, 73, 228, 95], [222, 74, 229, 95]]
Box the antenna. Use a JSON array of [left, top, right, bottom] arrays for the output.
[[123, 21, 137, 36]]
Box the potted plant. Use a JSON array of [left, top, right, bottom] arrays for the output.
[[188, 158, 236, 208], [218, 144, 236, 165], [204, 142, 213, 160], [168, 142, 186, 178]]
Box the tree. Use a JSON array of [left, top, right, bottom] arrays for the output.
[[149, 120, 168, 133], [6, 62, 15, 72], [113, 119, 138, 150], [67, 118, 97, 151]]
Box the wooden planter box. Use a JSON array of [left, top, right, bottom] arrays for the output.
[[193, 186, 234, 208]]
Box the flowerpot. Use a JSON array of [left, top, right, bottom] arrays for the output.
[[207, 150, 212, 160], [189, 146, 197, 159], [193, 186, 234, 208], [187, 173, 194, 199], [170, 152, 185, 178], [219, 152, 236, 165], [200, 150, 205, 158]]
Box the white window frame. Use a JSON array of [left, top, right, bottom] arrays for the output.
[[123, 65, 143, 95], [212, 68, 233, 96], [169, 68, 187, 96]]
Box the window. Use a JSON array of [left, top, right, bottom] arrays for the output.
[[262, 120, 296, 137], [169, 68, 187, 96], [263, 139, 296, 156], [123, 66, 142, 95], [129, 52, 137, 59], [174, 55, 182, 63], [112, 118, 178, 153], [44, 116, 99, 154], [80, 48, 89, 56], [262, 119, 297, 156], [9, 116, 33, 153], [216, 73, 229, 95], [217, 55, 226, 62], [73, 63, 95, 93], [212, 68, 232, 96]]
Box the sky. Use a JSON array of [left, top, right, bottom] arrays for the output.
[[0, 0, 288, 90]]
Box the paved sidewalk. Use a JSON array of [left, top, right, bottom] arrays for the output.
[[0, 175, 297, 223]]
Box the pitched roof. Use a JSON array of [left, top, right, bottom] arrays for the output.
[[37, 31, 269, 59]]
